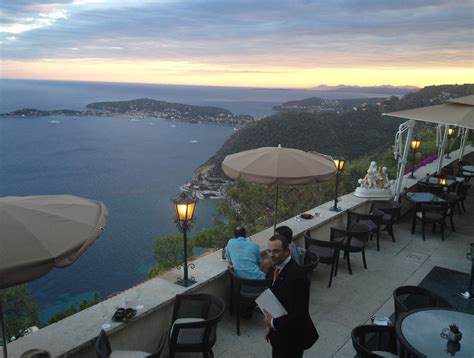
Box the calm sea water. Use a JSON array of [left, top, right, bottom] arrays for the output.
[[0, 115, 234, 320], [0, 79, 391, 320]]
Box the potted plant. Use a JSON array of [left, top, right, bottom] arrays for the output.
[[448, 324, 463, 342]]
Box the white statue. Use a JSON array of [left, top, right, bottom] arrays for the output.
[[355, 161, 392, 198]]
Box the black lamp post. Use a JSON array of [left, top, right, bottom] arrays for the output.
[[409, 136, 422, 179], [330, 158, 345, 212], [172, 192, 197, 287], [446, 127, 455, 159]]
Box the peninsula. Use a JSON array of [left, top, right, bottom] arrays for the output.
[[0, 98, 255, 126]]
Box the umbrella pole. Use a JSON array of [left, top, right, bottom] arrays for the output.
[[273, 184, 279, 232], [0, 298, 7, 358]]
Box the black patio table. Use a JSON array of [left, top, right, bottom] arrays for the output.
[[400, 192, 447, 234], [461, 165, 474, 174], [396, 308, 474, 358], [417, 176, 459, 191]]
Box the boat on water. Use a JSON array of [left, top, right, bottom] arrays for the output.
[[179, 185, 192, 192], [189, 139, 199, 143], [195, 192, 205, 200], [49, 120, 61, 124], [171, 124, 176, 128]]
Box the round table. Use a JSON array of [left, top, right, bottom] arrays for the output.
[[461, 165, 474, 174], [396, 308, 474, 358]]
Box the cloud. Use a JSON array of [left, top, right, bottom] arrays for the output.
[[1, 0, 472, 71]]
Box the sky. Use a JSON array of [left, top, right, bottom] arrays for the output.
[[0, 0, 473, 88]]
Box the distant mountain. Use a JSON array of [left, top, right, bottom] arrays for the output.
[[198, 84, 473, 179], [312, 85, 420, 95]]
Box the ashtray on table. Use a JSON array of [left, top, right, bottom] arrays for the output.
[[112, 308, 137, 322], [299, 213, 314, 220]]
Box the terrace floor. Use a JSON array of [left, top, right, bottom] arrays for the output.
[[187, 194, 474, 358]]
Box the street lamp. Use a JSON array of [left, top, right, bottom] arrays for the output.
[[171, 192, 197, 287], [330, 158, 346, 212], [409, 136, 422, 179], [446, 127, 455, 159]]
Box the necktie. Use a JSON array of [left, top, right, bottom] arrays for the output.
[[272, 267, 281, 285]]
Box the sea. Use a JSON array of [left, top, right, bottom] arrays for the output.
[[0, 79, 392, 321]]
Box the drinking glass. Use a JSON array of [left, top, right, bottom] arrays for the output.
[[100, 304, 111, 330], [135, 287, 144, 310]]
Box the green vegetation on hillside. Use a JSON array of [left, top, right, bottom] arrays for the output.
[[202, 84, 474, 178], [149, 84, 473, 278]]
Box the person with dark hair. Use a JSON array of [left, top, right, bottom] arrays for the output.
[[264, 234, 318, 358], [225, 226, 266, 280], [275, 225, 306, 266]]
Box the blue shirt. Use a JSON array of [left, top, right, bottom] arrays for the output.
[[226, 237, 265, 280]]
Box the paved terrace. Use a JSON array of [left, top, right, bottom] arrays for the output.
[[211, 193, 474, 358], [5, 146, 474, 357]]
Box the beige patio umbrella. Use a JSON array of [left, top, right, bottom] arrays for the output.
[[0, 195, 108, 357], [222, 145, 336, 228]]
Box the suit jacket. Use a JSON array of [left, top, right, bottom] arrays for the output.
[[268, 259, 319, 352]]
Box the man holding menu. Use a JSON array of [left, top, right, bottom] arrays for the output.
[[263, 234, 318, 358]]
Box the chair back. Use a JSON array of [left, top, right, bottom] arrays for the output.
[[347, 210, 383, 232], [458, 182, 472, 197], [95, 330, 111, 358], [337, 223, 371, 249], [300, 250, 319, 280], [393, 285, 453, 320], [305, 230, 343, 264], [370, 200, 401, 224], [169, 294, 226, 354], [228, 267, 271, 290], [351, 325, 397, 358], [420, 203, 448, 221]]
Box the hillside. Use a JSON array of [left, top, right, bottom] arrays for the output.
[[199, 84, 474, 179], [273, 97, 385, 113]]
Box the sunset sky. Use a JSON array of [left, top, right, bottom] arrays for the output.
[[1, 0, 473, 88]]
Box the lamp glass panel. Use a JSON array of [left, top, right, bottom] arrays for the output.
[[448, 128, 455, 137], [410, 138, 421, 150], [333, 159, 345, 171], [176, 202, 196, 221]]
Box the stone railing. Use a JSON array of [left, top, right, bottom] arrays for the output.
[[5, 145, 473, 358]]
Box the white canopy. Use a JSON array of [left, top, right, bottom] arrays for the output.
[[385, 102, 474, 129]]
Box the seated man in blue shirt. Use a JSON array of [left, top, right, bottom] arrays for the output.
[[226, 226, 267, 280]]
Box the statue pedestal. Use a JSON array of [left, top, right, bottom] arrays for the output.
[[354, 187, 393, 199]]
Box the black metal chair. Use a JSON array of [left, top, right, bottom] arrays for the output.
[[457, 182, 471, 213], [304, 230, 343, 288], [168, 293, 225, 358], [351, 325, 398, 358], [96, 329, 164, 358], [393, 285, 453, 321], [441, 192, 459, 231], [417, 182, 444, 196], [300, 250, 319, 284], [415, 203, 449, 240], [332, 224, 371, 275], [370, 200, 402, 244], [227, 267, 271, 335], [347, 210, 384, 251]]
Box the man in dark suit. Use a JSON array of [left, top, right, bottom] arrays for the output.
[[263, 234, 318, 358]]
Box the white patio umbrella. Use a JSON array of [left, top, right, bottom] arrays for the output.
[[222, 145, 336, 229], [0, 195, 108, 357]]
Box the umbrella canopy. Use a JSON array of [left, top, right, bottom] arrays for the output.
[[222, 145, 336, 230], [384, 97, 474, 130], [222, 145, 336, 185], [0, 195, 108, 289]]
